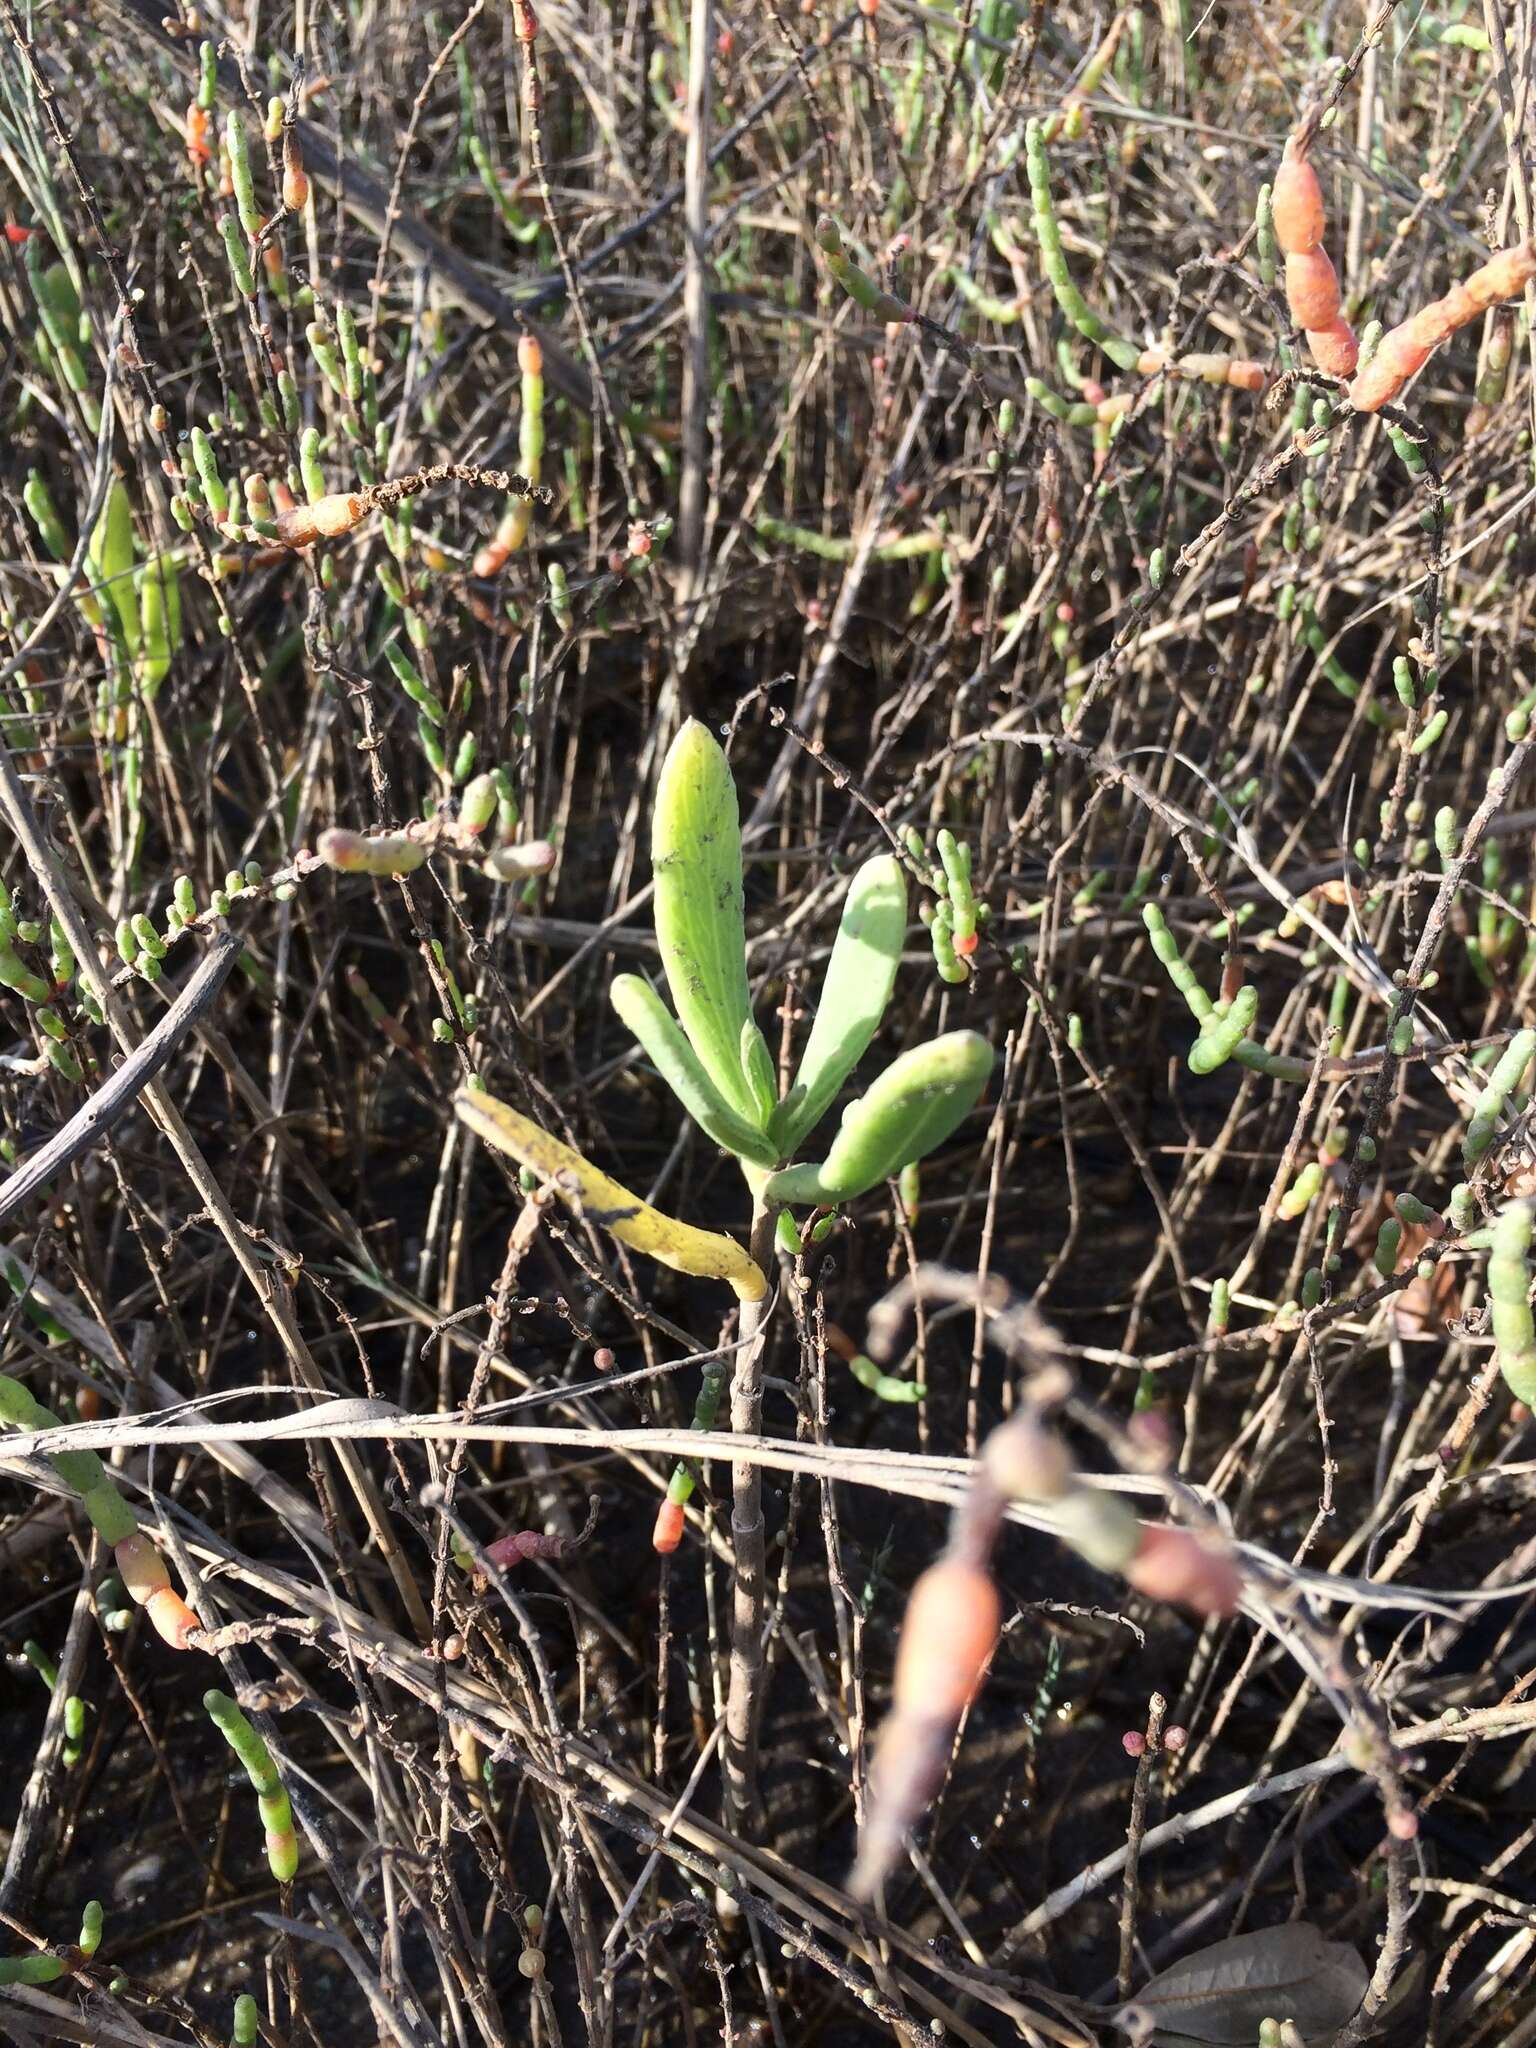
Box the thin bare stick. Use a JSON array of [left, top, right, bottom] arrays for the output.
[[723, 1197, 781, 1823], [0, 928, 241, 1226]]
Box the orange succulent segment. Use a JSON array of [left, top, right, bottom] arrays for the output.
[[1272, 152, 1325, 254], [185, 102, 211, 167], [1349, 240, 1536, 412], [114, 1530, 172, 1601], [651, 1499, 685, 1554], [1285, 248, 1341, 330], [851, 1555, 1002, 1897], [1465, 240, 1536, 307], [1124, 1524, 1242, 1616], [281, 132, 309, 210], [1410, 286, 1476, 349], [275, 492, 367, 547], [145, 1585, 201, 1648], [1306, 316, 1359, 378], [891, 1558, 1001, 1721], [110, 1532, 201, 1649], [1135, 346, 1267, 392], [1349, 329, 1433, 411], [473, 497, 532, 577]]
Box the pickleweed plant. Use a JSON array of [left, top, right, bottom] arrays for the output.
[[0, 1900, 103, 1985], [204, 1690, 299, 1881], [0, 1372, 201, 1648]]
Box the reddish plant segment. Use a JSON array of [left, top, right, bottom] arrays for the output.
[[145, 1585, 201, 1647], [482, 1525, 575, 1571], [281, 132, 309, 211], [275, 492, 367, 547], [1271, 139, 1359, 377], [1285, 249, 1341, 330], [113, 1532, 200, 1648], [475, 1497, 599, 1580], [852, 1554, 1000, 1899], [1306, 316, 1359, 378], [185, 103, 210, 168], [1136, 347, 1267, 392], [1271, 151, 1325, 254], [890, 1557, 1001, 1722], [651, 1499, 685, 1554], [1350, 239, 1536, 412], [853, 1360, 1247, 1900], [1123, 1524, 1242, 1616]]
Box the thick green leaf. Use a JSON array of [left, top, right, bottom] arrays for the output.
[[766, 1030, 993, 1205], [37, 259, 83, 334], [775, 854, 907, 1154], [652, 719, 758, 1122], [136, 552, 180, 699], [739, 1019, 779, 1125], [88, 478, 140, 659], [611, 975, 779, 1166]]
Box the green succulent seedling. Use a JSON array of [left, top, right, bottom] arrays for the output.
[[637, 719, 990, 1195], [621, 719, 991, 1215], [459, 714, 994, 1735], [456, 718, 993, 1295]]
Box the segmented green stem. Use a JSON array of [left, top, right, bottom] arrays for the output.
[[1488, 1202, 1536, 1402], [1464, 1029, 1536, 1170], [1025, 120, 1139, 372], [204, 1690, 299, 1881]]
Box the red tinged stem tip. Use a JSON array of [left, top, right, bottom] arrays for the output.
[[1124, 1523, 1242, 1617], [652, 1499, 686, 1554]]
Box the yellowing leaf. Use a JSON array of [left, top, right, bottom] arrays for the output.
[[454, 1087, 767, 1301]]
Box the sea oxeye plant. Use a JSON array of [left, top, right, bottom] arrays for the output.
[[457, 716, 993, 1273], [455, 715, 993, 1815]]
